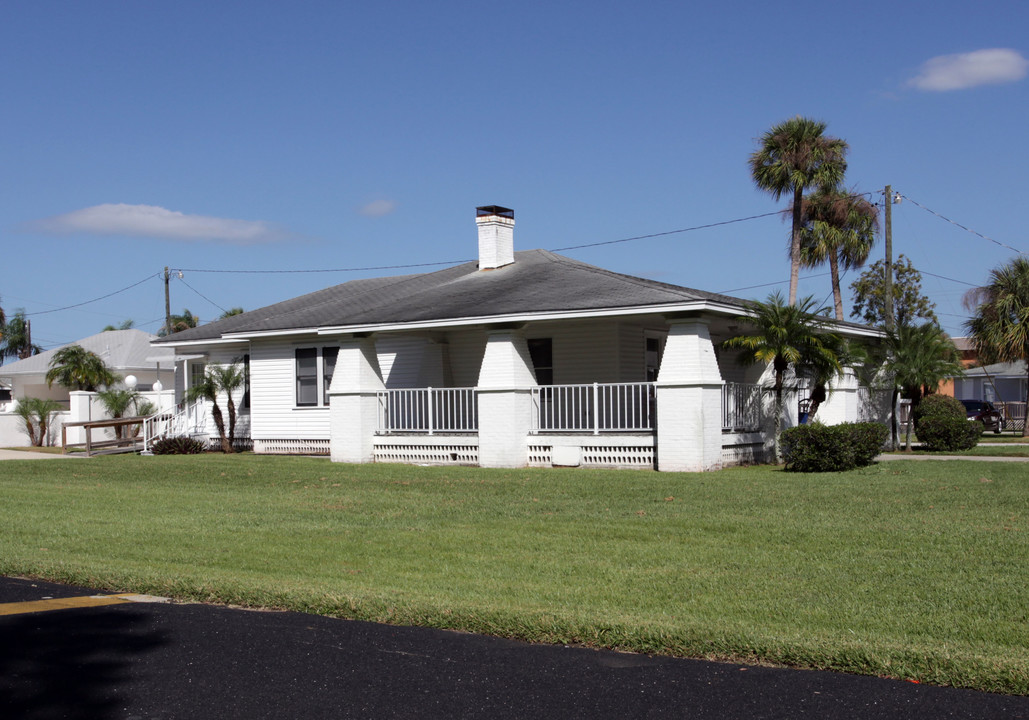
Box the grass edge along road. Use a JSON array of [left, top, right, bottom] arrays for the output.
[[0, 454, 1025, 695]]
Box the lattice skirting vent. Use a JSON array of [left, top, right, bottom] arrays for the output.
[[527, 444, 654, 469], [527, 445, 552, 466], [203, 436, 253, 452], [722, 442, 766, 466], [374, 444, 479, 465], [254, 439, 330, 455]]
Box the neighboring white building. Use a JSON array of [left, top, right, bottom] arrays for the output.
[[153, 206, 885, 471], [1, 329, 175, 406], [0, 329, 176, 447]]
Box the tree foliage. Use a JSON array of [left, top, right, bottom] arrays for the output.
[[849, 254, 938, 328], [881, 323, 964, 450], [964, 255, 1029, 436], [1, 310, 42, 361], [45, 345, 118, 391], [796, 189, 878, 320], [159, 308, 199, 337], [186, 359, 247, 453], [102, 319, 135, 332], [723, 292, 843, 458], [750, 117, 848, 305], [14, 397, 62, 447]]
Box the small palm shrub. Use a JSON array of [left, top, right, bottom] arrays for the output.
[[913, 394, 980, 452], [151, 436, 207, 455], [780, 422, 888, 472]]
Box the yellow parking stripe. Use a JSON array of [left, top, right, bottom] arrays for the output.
[[0, 594, 138, 616]]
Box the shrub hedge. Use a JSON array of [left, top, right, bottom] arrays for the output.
[[912, 394, 980, 452], [916, 416, 981, 452], [780, 422, 889, 472], [151, 436, 208, 455]]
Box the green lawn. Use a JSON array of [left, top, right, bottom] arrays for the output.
[[0, 455, 1025, 694]]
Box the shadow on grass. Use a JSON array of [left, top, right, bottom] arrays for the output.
[[0, 607, 168, 719]]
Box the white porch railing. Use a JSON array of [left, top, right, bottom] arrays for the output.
[[531, 382, 655, 434], [997, 401, 1027, 433], [377, 387, 478, 434], [721, 382, 763, 432], [142, 401, 208, 451]]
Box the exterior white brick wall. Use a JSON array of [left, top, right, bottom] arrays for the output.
[[476, 330, 536, 467], [329, 337, 385, 463], [655, 318, 724, 472]]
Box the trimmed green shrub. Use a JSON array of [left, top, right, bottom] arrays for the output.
[[151, 436, 208, 455], [912, 393, 966, 426], [916, 415, 981, 452], [780, 422, 889, 472], [912, 393, 980, 451], [845, 422, 890, 466]]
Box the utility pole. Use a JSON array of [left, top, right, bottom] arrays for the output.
[[164, 266, 172, 337], [883, 185, 894, 333]]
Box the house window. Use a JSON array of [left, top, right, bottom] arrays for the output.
[[241, 354, 251, 411], [645, 333, 665, 382], [323, 347, 339, 406], [528, 338, 553, 385], [296, 348, 319, 406], [189, 361, 207, 389], [295, 347, 339, 408]]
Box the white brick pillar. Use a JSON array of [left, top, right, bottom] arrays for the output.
[[476, 329, 536, 468], [655, 318, 724, 472], [329, 336, 385, 464]]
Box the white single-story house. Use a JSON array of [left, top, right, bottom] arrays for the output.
[[1, 329, 175, 407], [152, 206, 886, 471], [0, 329, 176, 447]]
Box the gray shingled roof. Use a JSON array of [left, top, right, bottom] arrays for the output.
[[1, 329, 175, 375], [155, 250, 750, 343]]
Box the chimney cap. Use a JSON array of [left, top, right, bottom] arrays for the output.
[[476, 205, 514, 219]]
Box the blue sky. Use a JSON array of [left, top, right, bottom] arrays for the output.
[[2, 1, 1026, 351]]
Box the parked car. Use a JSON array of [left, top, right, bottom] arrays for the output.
[[960, 399, 1005, 433]]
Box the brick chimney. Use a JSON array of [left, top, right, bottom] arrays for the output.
[[475, 206, 515, 270]]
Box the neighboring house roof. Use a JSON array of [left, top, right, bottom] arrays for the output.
[[0, 329, 175, 377], [960, 360, 1028, 378], [155, 249, 879, 345]]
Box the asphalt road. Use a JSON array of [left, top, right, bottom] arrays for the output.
[[1, 577, 1026, 719]]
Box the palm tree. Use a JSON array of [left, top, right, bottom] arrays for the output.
[[45, 345, 118, 391], [219, 307, 244, 319], [186, 359, 246, 453], [796, 189, 879, 320], [14, 397, 63, 447], [159, 309, 199, 337], [964, 256, 1029, 437], [750, 117, 848, 305], [96, 388, 142, 439], [883, 323, 964, 450], [1, 310, 42, 361], [102, 319, 135, 332], [723, 292, 840, 458]]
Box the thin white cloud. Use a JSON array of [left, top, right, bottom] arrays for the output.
[[357, 199, 398, 218], [28, 204, 290, 245], [908, 48, 1028, 91]]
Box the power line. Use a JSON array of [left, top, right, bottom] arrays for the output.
[[899, 193, 1026, 256], [550, 211, 782, 252], [177, 275, 229, 314], [25, 272, 162, 316]]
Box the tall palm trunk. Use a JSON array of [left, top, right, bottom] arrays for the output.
[[828, 252, 844, 320], [227, 396, 237, 450], [789, 187, 802, 305], [210, 402, 232, 454]]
